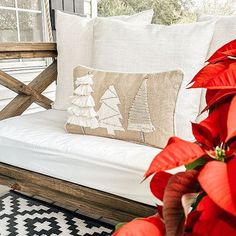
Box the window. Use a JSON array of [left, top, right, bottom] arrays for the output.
[[0, 0, 54, 114], [0, 0, 45, 42], [0, 0, 49, 72]]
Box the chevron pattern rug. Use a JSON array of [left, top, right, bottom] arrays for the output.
[[0, 191, 114, 236]]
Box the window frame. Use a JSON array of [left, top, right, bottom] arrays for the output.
[[0, 0, 50, 71]]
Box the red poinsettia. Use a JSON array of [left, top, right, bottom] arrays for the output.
[[189, 196, 236, 236], [207, 39, 236, 63], [113, 40, 236, 236], [189, 39, 236, 111], [145, 97, 236, 176], [145, 98, 236, 220], [112, 214, 165, 236]]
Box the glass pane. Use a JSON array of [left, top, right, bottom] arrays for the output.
[[18, 0, 41, 10], [19, 11, 43, 41], [0, 0, 15, 7], [0, 9, 17, 42]]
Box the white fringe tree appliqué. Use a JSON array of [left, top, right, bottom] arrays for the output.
[[128, 79, 155, 141], [67, 74, 99, 130], [97, 85, 125, 135]]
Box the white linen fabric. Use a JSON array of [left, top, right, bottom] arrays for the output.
[[92, 19, 216, 140], [0, 109, 159, 205], [108, 9, 154, 23], [53, 10, 154, 111], [197, 15, 236, 120], [198, 15, 236, 59]]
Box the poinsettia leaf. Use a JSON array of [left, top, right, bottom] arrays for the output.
[[185, 158, 208, 170], [192, 196, 236, 236], [190, 60, 236, 89], [204, 61, 236, 89], [185, 211, 201, 233], [208, 39, 236, 63], [199, 102, 230, 143], [163, 170, 200, 236], [112, 215, 165, 236], [198, 159, 236, 217], [228, 156, 236, 206], [157, 205, 163, 219], [202, 89, 236, 113], [188, 61, 228, 87], [192, 122, 214, 149], [191, 192, 206, 212], [206, 89, 219, 105], [145, 137, 205, 178], [150, 172, 172, 201], [223, 50, 236, 57], [226, 95, 236, 142], [115, 222, 126, 231]]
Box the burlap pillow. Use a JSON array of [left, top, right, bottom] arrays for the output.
[[65, 65, 183, 148]]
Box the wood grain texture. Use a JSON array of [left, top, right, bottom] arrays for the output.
[[0, 43, 57, 59], [0, 163, 156, 223], [0, 43, 57, 52], [0, 61, 57, 120]]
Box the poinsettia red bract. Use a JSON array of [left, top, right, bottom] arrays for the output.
[[146, 98, 236, 178], [208, 39, 236, 63], [112, 215, 165, 236], [191, 196, 236, 236], [198, 157, 236, 217]]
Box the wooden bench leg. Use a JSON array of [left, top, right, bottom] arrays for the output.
[[0, 60, 57, 120]]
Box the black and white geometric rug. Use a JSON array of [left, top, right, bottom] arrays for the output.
[[0, 191, 114, 235]]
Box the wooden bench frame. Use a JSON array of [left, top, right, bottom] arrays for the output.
[[0, 43, 156, 223]]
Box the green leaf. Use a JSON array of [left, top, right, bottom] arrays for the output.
[[115, 222, 127, 231], [191, 192, 206, 212], [185, 158, 207, 170]]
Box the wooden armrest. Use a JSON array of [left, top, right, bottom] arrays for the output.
[[0, 42, 57, 60], [0, 42, 58, 120]]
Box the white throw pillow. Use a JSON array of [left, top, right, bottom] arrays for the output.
[[53, 10, 154, 110], [197, 15, 236, 121], [198, 15, 236, 59], [108, 9, 154, 23], [92, 19, 216, 141]]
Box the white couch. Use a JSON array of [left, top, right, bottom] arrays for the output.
[[0, 109, 159, 205], [0, 12, 235, 219]]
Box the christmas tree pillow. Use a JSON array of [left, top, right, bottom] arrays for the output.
[[65, 65, 183, 148]]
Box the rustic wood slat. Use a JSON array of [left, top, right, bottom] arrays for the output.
[[0, 70, 33, 96], [0, 43, 57, 60], [0, 61, 57, 120], [0, 163, 156, 222], [27, 60, 57, 108], [0, 175, 136, 222], [0, 52, 57, 60], [0, 43, 57, 52], [0, 95, 34, 119]]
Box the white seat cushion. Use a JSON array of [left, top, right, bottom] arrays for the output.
[[0, 109, 161, 205]]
